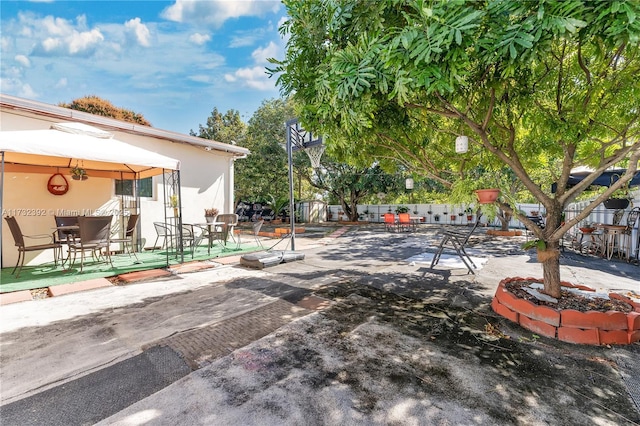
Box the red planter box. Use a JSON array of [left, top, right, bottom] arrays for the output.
[[491, 278, 640, 346]]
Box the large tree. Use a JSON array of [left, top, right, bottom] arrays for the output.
[[272, 0, 640, 298], [190, 107, 246, 144], [303, 157, 403, 221], [234, 98, 294, 203], [60, 95, 151, 126]]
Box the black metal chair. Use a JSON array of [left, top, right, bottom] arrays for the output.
[[4, 216, 61, 278], [430, 213, 483, 274], [54, 215, 80, 266], [526, 215, 545, 229], [68, 216, 113, 272], [621, 207, 640, 261]]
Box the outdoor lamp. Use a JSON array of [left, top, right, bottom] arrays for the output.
[[455, 135, 468, 153], [405, 178, 414, 190]]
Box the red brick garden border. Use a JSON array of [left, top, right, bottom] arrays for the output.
[[492, 277, 640, 345]]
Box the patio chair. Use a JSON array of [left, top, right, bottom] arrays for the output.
[[620, 207, 640, 261], [152, 222, 173, 250], [397, 213, 412, 232], [252, 219, 265, 248], [180, 223, 199, 258], [54, 215, 79, 265], [217, 213, 239, 248], [4, 216, 62, 278], [383, 213, 396, 232], [612, 209, 625, 226], [68, 215, 113, 272], [430, 213, 483, 274], [110, 214, 139, 261]]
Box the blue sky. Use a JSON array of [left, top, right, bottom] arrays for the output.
[[0, 0, 287, 134]]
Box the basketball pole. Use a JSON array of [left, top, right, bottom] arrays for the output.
[[286, 119, 297, 251]]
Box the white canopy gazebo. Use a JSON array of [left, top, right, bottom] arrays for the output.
[[1, 123, 182, 267]]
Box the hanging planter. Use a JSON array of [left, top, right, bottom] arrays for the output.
[[475, 188, 500, 204], [603, 198, 630, 210], [47, 173, 69, 195], [70, 166, 88, 181]]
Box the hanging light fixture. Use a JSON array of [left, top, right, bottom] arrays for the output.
[[455, 135, 468, 153], [405, 178, 414, 190]]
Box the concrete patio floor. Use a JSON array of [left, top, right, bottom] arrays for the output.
[[1, 224, 639, 425]]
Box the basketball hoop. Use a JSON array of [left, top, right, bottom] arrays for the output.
[[305, 144, 325, 169]]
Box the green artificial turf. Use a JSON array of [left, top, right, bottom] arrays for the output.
[[0, 242, 261, 293]]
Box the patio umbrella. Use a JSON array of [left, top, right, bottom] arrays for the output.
[[551, 168, 640, 193]]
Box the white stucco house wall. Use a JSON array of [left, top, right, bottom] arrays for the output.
[[0, 94, 249, 269]]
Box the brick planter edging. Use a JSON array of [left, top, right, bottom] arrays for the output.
[[492, 277, 640, 345]]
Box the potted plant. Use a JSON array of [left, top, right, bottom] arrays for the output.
[[204, 208, 219, 223], [603, 177, 632, 209], [169, 194, 179, 217], [395, 206, 409, 214], [465, 207, 473, 221], [70, 165, 88, 181], [434, 214, 440, 222], [475, 188, 500, 204], [267, 194, 289, 224]]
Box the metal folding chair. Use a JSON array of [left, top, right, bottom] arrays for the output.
[[430, 214, 483, 274]]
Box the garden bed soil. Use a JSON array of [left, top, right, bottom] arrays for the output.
[[504, 280, 634, 313]]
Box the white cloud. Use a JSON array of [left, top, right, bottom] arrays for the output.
[[15, 55, 31, 67], [54, 77, 67, 88], [67, 29, 104, 54], [1, 36, 13, 51], [124, 18, 151, 47], [18, 83, 37, 98], [229, 33, 257, 48], [224, 66, 274, 91], [251, 41, 278, 65], [29, 14, 105, 57], [162, 0, 281, 28], [188, 74, 212, 83], [189, 32, 211, 45]]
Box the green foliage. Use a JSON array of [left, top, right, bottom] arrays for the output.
[[273, 0, 640, 294], [190, 107, 246, 144], [273, 0, 640, 230], [522, 239, 547, 251], [305, 157, 401, 221], [233, 98, 294, 202], [266, 194, 289, 217]]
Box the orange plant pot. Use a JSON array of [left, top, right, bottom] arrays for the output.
[[475, 188, 500, 204]]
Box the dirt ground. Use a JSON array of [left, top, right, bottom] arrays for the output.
[[102, 269, 640, 425]]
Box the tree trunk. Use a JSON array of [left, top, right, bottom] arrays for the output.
[[541, 246, 562, 298], [541, 207, 563, 298], [498, 208, 512, 231]]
